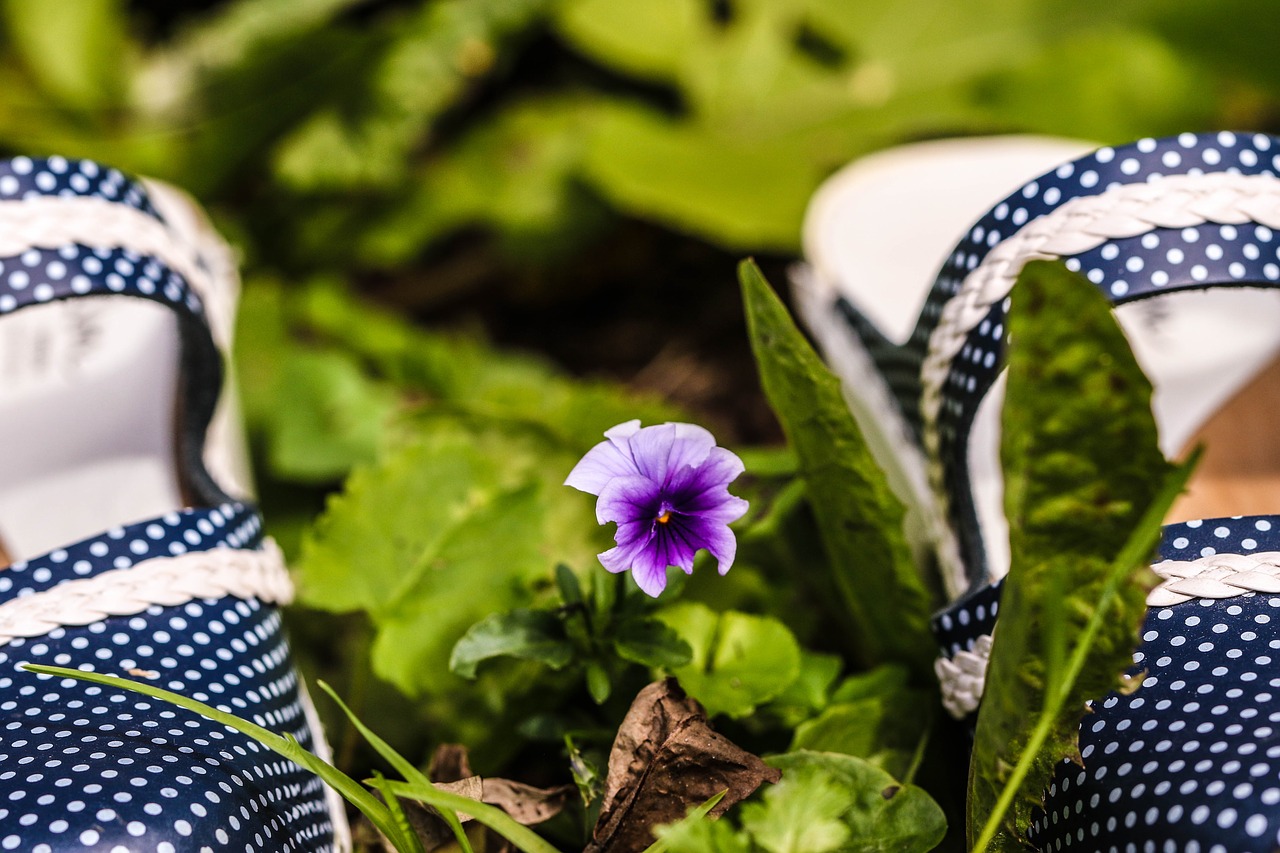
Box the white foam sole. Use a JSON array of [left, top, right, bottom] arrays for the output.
[[0, 298, 182, 559]]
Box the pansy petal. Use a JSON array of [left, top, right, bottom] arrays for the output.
[[694, 520, 738, 575], [565, 437, 640, 494], [695, 445, 745, 486], [625, 423, 677, 483], [598, 544, 637, 574], [604, 419, 642, 444], [663, 423, 718, 484], [666, 447, 744, 501], [655, 522, 699, 572], [596, 475, 661, 525], [629, 544, 671, 597], [681, 490, 750, 525]]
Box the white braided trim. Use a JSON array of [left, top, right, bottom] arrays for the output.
[[141, 178, 240, 352], [0, 541, 292, 646], [935, 633, 992, 719], [1148, 550, 1280, 606], [919, 172, 1280, 575], [0, 196, 217, 317], [934, 552, 1280, 716]]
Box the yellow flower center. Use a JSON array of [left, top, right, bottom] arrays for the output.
[[656, 511, 671, 524]]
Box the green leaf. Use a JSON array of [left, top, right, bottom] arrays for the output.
[[648, 791, 740, 853], [766, 751, 946, 853], [612, 616, 694, 669], [653, 811, 751, 853], [266, 349, 400, 482], [296, 418, 599, 696], [449, 609, 575, 679], [760, 650, 842, 726], [740, 259, 937, 674], [291, 279, 682, 453], [740, 765, 852, 853], [555, 563, 584, 607], [657, 603, 801, 718], [579, 101, 820, 251], [788, 664, 932, 780], [968, 261, 1193, 849], [973, 27, 1214, 142], [585, 660, 612, 704], [555, 0, 705, 83]]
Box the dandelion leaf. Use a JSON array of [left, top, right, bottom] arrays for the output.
[[969, 260, 1190, 847], [740, 259, 935, 674]]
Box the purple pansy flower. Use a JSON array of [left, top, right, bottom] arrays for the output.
[[565, 420, 749, 597]]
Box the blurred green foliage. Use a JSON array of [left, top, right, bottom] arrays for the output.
[[0, 0, 1262, 265]]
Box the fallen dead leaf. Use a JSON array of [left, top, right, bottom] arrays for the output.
[[587, 678, 781, 853]]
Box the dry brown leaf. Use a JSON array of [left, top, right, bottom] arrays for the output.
[[378, 743, 572, 852], [587, 678, 781, 853]]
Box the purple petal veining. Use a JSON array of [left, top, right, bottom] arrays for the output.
[[566, 421, 749, 597]]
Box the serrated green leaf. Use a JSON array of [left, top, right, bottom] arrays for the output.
[[449, 609, 575, 679], [297, 419, 599, 696], [767, 751, 946, 853], [266, 349, 399, 482], [741, 765, 852, 853], [612, 617, 693, 669], [291, 279, 681, 453], [788, 666, 932, 782], [969, 261, 1193, 849], [657, 602, 800, 718], [740, 260, 937, 674]]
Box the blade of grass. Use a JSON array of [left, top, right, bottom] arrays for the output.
[[379, 778, 564, 853], [21, 664, 425, 853], [318, 680, 473, 853]]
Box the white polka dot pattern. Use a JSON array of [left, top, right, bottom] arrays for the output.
[[0, 155, 339, 848], [0, 156, 162, 220], [0, 509, 336, 850], [937, 516, 1280, 848]]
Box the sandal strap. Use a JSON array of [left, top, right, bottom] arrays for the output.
[[923, 170, 1280, 472], [0, 156, 236, 508], [0, 539, 292, 646]]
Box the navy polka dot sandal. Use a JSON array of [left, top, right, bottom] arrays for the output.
[[0, 157, 347, 850], [795, 132, 1280, 849]]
